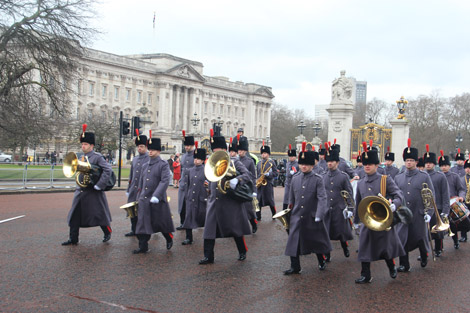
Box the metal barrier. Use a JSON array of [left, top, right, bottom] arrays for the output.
[[0, 164, 76, 190]]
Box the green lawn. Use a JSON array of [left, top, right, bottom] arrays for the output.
[[0, 164, 130, 180]]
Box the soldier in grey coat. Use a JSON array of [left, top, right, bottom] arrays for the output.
[[177, 131, 195, 230], [125, 132, 149, 237], [133, 137, 175, 254], [424, 149, 450, 256], [460, 159, 470, 241], [237, 136, 258, 233], [62, 126, 113, 246], [200, 135, 253, 264], [283, 144, 299, 211], [439, 153, 467, 247], [451, 150, 466, 177], [283, 150, 332, 275], [323, 148, 354, 260], [355, 154, 365, 179], [256, 143, 277, 220], [318, 145, 327, 172], [394, 143, 435, 272], [353, 146, 405, 283], [182, 147, 208, 245], [330, 142, 359, 180], [384, 149, 400, 179]]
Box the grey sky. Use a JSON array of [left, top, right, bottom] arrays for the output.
[[91, 0, 470, 117]]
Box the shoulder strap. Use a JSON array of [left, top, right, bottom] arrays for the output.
[[381, 175, 387, 196]]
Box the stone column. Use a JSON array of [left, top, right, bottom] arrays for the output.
[[167, 84, 173, 130], [183, 87, 189, 131], [174, 86, 180, 130], [390, 118, 410, 169]]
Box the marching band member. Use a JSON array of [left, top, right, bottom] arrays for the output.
[[228, 137, 238, 159], [439, 151, 466, 247], [256, 141, 277, 220], [318, 144, 327, 172], [237, 136, 259, 233], [354, 143, 405, 283], [355, 154, 365, 179], [312, 147, 325, 176], [424, 146, 450, 257], [384, 147, 400, 179], [417, 157, 425, 171], [283, 144, 299, 211], [181, 143, 208, 245], [133, 135, 175, 254], [451, 149, 466, 177], [331, 139, 359, 180], [200, 132, 252, 264], [394, 139, 435, 272], [323, 143, 354, 260], [176, 131, 195, 230], [124, 130, 149, 237], [283, 149, 331, 275], [62, 124, 113, 246], [460, 159, 470, 242]]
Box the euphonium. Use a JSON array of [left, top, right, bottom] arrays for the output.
[[63, 152, 93, 188], [204, 150, 237, 194], [256, 162, 273, 188], [273, 208, 291, 230], [421, 182, 450, 233], [357, 194, 393, 231], [120, 201, 138, 218]]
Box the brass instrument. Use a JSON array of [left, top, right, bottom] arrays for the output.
[[120, 201, 138, 218], [256, 161, 273, 188], [273, 208, 291, 230], [253, 197, 261, 213], [341, 190, 359, 235], [357, 193, 393, 231], [204, 150, 237, 194], [465, 176, 470, 204], [421, 182, 450, 233], [442, 215, 455, 237], [63, 152, 94, 188]]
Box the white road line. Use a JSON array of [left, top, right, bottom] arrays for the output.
[[0, 215, 26, 224]]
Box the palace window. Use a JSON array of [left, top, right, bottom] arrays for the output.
[[114, 86, 119, 99], [102, 85, 107, 98], [89, 82, 94, 96], [126, 89, 131, 101], [137, 91, 142, 103]]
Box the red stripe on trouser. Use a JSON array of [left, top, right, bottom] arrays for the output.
[[107, 226, 112, 233], [273, 206, 277, 214], [392, 259, 395, 265], [169, 233, 174, 239], [321, 254, 326, 260], [254, 219, 258, 224], [345, 241, 348, 247], [243, 237, 248, 251]]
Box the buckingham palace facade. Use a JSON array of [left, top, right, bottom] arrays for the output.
[[73, 48, 274, 153]]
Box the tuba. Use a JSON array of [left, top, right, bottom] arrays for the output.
[[204, 150, 237, 194], [120, 201, 138, 218], [357, 194, 393, 231], [273, 208, 291, 230], [63, 152, 100, 188]]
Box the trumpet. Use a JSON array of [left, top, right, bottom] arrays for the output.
[[256, 162, 273, 188]]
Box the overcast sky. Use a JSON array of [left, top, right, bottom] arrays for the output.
[[90, 0, 470, 117]]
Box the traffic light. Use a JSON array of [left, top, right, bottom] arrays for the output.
[[132, 116, 141, 137], [122, 121, 130, 135]]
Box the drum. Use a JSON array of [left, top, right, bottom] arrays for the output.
[[449, 198, 470, 232]]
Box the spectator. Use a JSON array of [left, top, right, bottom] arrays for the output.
[[51, 151, 57, 165], [168, 154, 175, 186], [45, 151, 50, 164], [173, 156, 181, 188]]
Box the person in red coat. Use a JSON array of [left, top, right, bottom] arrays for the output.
[[173, 156, 181, 187]]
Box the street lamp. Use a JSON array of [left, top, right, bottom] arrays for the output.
[[312, 121, 321, 137], [297, 120, 306, 135], [396, 96, 408, 119], [214, 116, 224, 136], [266, 135, 271, 146], [191, 112, 200, 128], [456, 132, 463, 152]]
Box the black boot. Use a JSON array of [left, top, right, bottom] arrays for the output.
[[355, 262, 372, 284], [385, 259, 397, 279], [284, 256, 301, 275], [317, 254, 326, 270], [341, 241, 350, 258], [397, 254, 411, 272]]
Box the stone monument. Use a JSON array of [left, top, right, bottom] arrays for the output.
[[326, 70, 355, 160], [390, 96, 410, 169]]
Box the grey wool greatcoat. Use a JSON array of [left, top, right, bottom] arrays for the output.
[[427, 169, 450, 240], [354, 172, 405, 262], [451, 165, 465, 177], [182, 164, 208, 229], [385, 166, 400, 179], [256, 158, 277, 207], [338, 157, 356, 179], [355, 166, 365, 179], [313, 164, 326, 176], [285, 171, 332, 257], [126, 152, 149, 202], [283, 160, 299, 204], [178, 150, 195, 214], [67, 151, 112, 227], [444, 171, 466, 198], [323, 169, 354, 242], [239, 155, 257, 220], [136, 156, 175, 235], [203, 159, 252, 239], [394, 169, 435, 253], [318, 159, 327, 172]]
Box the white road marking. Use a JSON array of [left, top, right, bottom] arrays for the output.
[[0, 215, 25, 224]]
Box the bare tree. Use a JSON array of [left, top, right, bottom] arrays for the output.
[[0, 0, 98, 147]]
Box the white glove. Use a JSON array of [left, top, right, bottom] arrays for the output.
[[440, 213, 448, 218], [354, 223, 361, 229], [252, 192, 257, 197], [264, 171, 270, 177], [94, 185, 101, 191], [390, 203, 396, 212], [315, 217, 321, 222], [424, 213, 431, 223], [150, 196, 159, 204], [126, 192, 129, 197], [343, 208, 349, 219], [290, 170, 295, 175], [229, 178, 239, 189]]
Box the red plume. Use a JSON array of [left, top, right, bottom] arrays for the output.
[[262, 140, 265, 147], [182, 130, 186, 137], [426, 144, 429, 153], [325, 142, 330, 155], [440, 149, 445, 161], [210, 129, 214, 137], [407, 138, 411, 153], [149, 130, 152, 144], [135, 129, 140, 137], [362, 142, 368, 152], [458, 148, 461, 155], [302, 141, 306, 152], [195, 141, 198, 149], [328, 141, 331, 148], [237, 133, 240, 141], [82, 123, 87, 137], [387, 146, 390, 152], [230, 137, 233, 145], [312, 145, 315, 151], [288, 144, 292, 151], [319, 144, 322, 149], [369, 140, 373, 148], [334, 138, 337, 145]]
